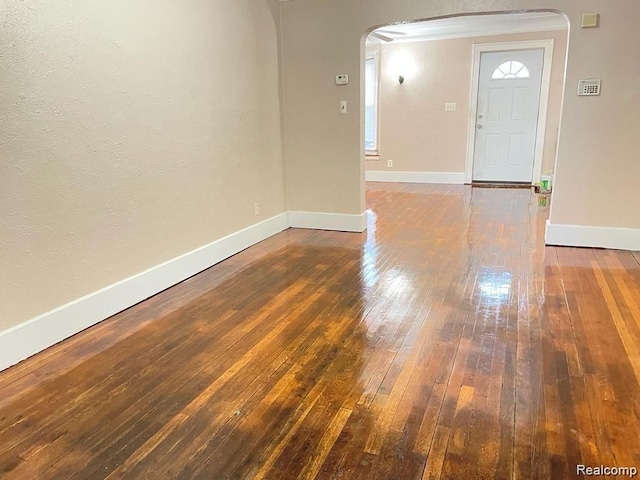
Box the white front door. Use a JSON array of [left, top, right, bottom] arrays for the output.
[[472, 49, 544, 183]]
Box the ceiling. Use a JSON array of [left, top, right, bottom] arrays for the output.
[[367, 12, 568, 45]]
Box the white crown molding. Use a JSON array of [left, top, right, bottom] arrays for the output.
[[390, 23, 566, 44], [367, 13, 567, 46]]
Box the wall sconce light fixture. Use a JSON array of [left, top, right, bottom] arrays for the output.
[[388, 50, 415, 86]]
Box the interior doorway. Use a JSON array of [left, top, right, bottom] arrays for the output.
[[467, 41, 555, 184], [363, 13, 568, 188], [473, 49, 543, 182]]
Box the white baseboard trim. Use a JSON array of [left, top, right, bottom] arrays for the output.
[[0, 213, 289, 372], [288, 211, 367, 233], [0, 209, 373, 372], [545, 220, 640, 251], [365, 171, 465, 184]]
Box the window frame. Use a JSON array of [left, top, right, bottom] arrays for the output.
[[364, 50, 380, 156]]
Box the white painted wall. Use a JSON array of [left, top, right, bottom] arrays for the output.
[[0, 0, 286, 332]]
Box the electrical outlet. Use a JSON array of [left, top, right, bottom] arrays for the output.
[[387, 159, 393, 168], [254, 203, 260, 216], [445, 103, 457, 111]]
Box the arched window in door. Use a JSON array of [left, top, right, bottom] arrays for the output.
[[491, 61, 531, 80]]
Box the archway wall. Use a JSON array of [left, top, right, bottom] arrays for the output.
[[366, 28, 567, 180], [280, 1, 640, 244]]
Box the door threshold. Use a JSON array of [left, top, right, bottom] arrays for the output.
[[471, 181, 533, 189]]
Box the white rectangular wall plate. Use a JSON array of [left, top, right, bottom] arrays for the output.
[[340, 100, 347, 113], [445, 103, 457, 111], [578, 79, 601, 96], [581, 13, 600, 28], [336, 74, 349, 85]]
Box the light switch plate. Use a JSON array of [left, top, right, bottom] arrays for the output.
[[445, 103, 457, 111]]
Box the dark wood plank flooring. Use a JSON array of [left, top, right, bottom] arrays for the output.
[[1, 183, 639, 479]]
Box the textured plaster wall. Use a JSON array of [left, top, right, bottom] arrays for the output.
[[0, 0, 285, 331], [366, 29, 568, 175], [280, 1, 640, 228]]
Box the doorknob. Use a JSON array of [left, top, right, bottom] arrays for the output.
[[477, 124, 483, 129]]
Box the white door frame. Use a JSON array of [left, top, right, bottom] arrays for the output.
[[464, 39, 555, 184]]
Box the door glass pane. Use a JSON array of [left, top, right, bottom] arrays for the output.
[[491, 61, 530, 80]]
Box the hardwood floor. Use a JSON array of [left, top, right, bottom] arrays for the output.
[[1, 183, 639, 479]]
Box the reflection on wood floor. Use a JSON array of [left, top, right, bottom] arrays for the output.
[[1, 183, 639, 479]]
